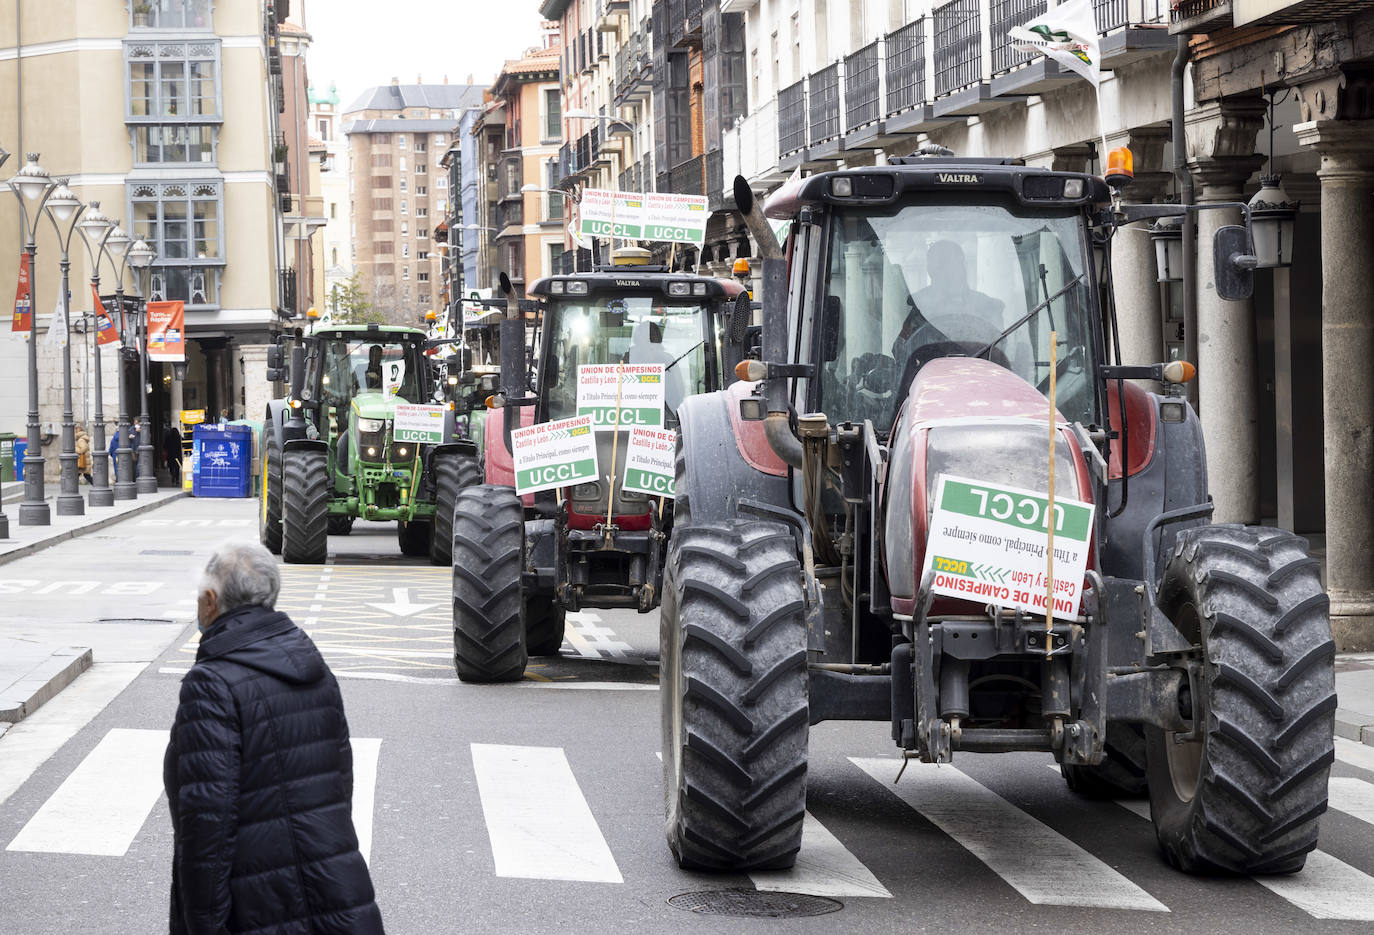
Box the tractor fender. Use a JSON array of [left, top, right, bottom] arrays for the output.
[[676, 387, 791, 524], [262, 400, 290, 452], [282, 438, 329, 456]]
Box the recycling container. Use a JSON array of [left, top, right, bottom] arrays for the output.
[[191, 424, 252, 498], [0, 433, 15, 482]]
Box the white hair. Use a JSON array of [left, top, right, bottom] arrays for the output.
[[200, 541, 281, 612]]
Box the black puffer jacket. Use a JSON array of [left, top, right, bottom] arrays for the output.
[[165, 604, 384, 935]]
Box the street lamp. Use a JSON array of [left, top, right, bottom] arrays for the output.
[[101, 225, 137, 499], [42, 178, 87, 517], [127, 239, 158, 493], [1150, 215, 1184, 284], [0, 145, 8, 539], [8, 153, 57, 526], [1247, 177, 1298, 269], [75, 202, 119, 507]]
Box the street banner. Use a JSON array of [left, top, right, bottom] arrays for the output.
[[392, 403, 447, 444], [12, 253, 31, 332], [922, 473, 1095, 621], [578, 189, 645, 239], [642, 192, 709, 246], [1009, 0, 1102, 88], [91, 285, 119, 347], [147, 300, 186, 362], [621, 426, 677, 498], [576, 363, 665, 431], [511, 414, 599, 495], [44, 295, 67, 348]]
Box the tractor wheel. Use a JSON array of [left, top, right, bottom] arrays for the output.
[[1062, 724, 1148, 798], [661, 520, 809, 871], [451, 485, 527, 683], [258, 430, 283, 554], [397, 520, 432, 557], [327, 516, 354, 536], [525, 595, 566, 656], [1145, 525, 1335, 874], [429, 452, 481, 566], [280, 448, 329, 564]]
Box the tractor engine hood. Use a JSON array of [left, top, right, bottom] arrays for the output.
[[350, 391, 404, 419], [883, 357, 1096, 618]]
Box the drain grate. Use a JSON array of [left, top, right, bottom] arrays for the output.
[[667, 889, 843, 918]]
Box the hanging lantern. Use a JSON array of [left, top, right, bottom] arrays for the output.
[[1247, 176, 1298, 269], [1150, 215, 1184, 283]]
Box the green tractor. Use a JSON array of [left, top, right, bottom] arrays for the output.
[[258, 323, 480, 564]]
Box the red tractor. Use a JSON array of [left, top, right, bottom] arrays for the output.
[[659, 161, 1335, 875]]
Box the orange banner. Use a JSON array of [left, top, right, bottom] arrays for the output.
[[147, 300, 185, 361], [91, 285, 119, 347], [12, 253, 31, 332]]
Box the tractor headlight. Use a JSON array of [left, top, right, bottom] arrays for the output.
[[356, 418, 386, 433], [366, 446, 377, 457]]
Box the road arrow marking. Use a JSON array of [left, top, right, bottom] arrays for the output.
[[365, 587, 440, 616]]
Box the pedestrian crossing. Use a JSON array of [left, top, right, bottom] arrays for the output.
[[6, 730, 1374, 920]]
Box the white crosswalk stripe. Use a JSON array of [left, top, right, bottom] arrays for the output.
[[8, 728, 168, 856], [1336, 737, 1374, 774], [751, 812, 893, 898], [471, 742, 623, 883], [1329, 776, 1374, 827], [853, 757, 1168, 911], [351, 738, 382, 867], [563, 611, 632, 659]]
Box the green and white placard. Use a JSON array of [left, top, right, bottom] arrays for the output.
[[578, 189, 645, 239], [922, 473, 1095, 621], [576, 363, 665, 431], [511, 415, 599, 495], [641, 192, 708, 246], [622, 427, 677, 498], [392, 403, 446, 444]]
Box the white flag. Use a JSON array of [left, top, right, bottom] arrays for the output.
[[44, 295, 67, 348], [1009, 0, 1102, 88]]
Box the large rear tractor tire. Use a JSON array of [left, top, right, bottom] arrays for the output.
[[1062, 724, 1148, 798], [280, 448, 329, 564], [451, 485, 527, 683], [398, 519, 432, 557], [429, 452, 481, 566], [258, 430, 283, 554], [525, 595, 566, 656], [1146, 525, 1335, 874], [661, 520, 809, 871]]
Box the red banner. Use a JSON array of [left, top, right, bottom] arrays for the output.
[[147, 300, 186, 361], [90, 284, 119, 347], [12, 253, 31, 332]]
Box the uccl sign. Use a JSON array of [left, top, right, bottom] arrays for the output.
[[622, 426, 676, 498], [511, 415, 599, 496], [577, 364, 665, 432]]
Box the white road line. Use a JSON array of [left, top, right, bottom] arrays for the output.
[[471, 743, 623, 883], [157, 667, 658, 689], [1329, 776, 1374, 827], [852, 757, 1167, 911], [351, 738, 381, 867], [1336, 738, 1374, 775], [751, 812, 892, 898], [7, 728, 169, 856], [562, 621, 603, 659], [0, 663, 146, 809]]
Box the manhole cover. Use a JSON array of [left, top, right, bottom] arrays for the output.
[[667, 889, 843, 918], [140, 549, 194, 555]]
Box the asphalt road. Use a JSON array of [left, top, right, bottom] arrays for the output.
[[3, 497, 1374, 934]]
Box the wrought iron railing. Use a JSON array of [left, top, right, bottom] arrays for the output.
[[933, 0, 982, 97], [669, 0, 685, 47], [668, 154, 706, 195], [844, 42, 881, 130], [990, 0, 1045, 75], [885, 20, 926, 116], [779, 79, 807, 155], [809, 65, 841, 144], [706, 149, 724, 209], [1094, 0, 1130, 30], [1170, 0, 1230, 25]]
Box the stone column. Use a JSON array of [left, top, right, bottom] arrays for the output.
[[1294, 118, 1374, 651], [1113, 126, 1173, 370], [239, 344, 273, 426], [1187, 99, 1266, 524]]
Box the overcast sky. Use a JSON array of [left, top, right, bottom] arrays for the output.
[[301, 1, 550, 110]]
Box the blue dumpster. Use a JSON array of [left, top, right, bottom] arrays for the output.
[[191, 424, 252, 498], [13, 439, 26, 481]]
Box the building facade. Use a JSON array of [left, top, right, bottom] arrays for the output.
[[343, 81, 485, 324], [310, 82, 355, 314]]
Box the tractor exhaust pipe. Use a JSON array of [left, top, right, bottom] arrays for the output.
[[497, 271, 523, 456]]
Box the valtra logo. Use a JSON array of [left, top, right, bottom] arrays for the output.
[[936, 173, 982, 184]]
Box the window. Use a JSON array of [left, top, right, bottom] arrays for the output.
[[318, 118, 330, 140], [419, 250, 429, 260], [401, 199, 408, 215], [332, 247, 339, 266], [544, 87, 561, 140], [418, 228, 429, 239], [418, 271, 430, 283], [417, 206, 428, 218], [375, 241, 394, 254], [545, 159, 563, 221], [127, 41, 219, 119], [436, 175, 448, 190], [371, 153, 392, 167], [415, 139, 427, 153], [400, 179, 407, 193], [401, 222, 409, 237], [416, 185, 427, 196], [791, 14, 801, 82], [403, 266, 410, 279], [398, 135, 407, 150], [330, 202, 337, 219], [435, 134, 447, 146], [374, 133, 391, 144], [548, 242, 564, 275], [402, 243, 410, 258], [399, 156, 407, 173], [416, 163, 427, 175], [133, 124, 215, 164], [132, 0, 213, 30], [371, 175, 392, 188], [372, 197, 393, 211], [129, 180, 223, 307]]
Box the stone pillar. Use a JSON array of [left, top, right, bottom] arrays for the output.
[[239, 344, 273, 425], [1187, 99, 1266, 524], [1294, 118, 1374, 651], [1113, 126, 1173, 370]]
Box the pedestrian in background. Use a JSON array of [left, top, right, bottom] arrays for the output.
[[162, 421, 183, 485], [74, 424, 92, 485], [108, 424, 124, 481], [164, 542, 384, 934]]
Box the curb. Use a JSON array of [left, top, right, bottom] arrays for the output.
[[0, 646, 94, 723], [0, 491, 187, 568], [1336, 709, 1374, 747]]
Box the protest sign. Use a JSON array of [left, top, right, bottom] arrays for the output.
[[576, 363, 665, 431], [393, 403, 447, 444], [622, 426, 677, 498], [12, 253, 31, 332], [511, 414, 599, 495], [642, 192, 708, 245], [578, 189, 645, 239], [922, 473, 1095, 621]]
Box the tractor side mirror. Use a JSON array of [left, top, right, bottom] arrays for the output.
[[727, 291, 752, 346], [266, 345, 283, 370], [821, 295, 843, 362], [266, 368, 284, 383], [1212, 225, 1257, 302]]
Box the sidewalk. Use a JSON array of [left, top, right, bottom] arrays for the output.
[[0, 484, 185, 727]]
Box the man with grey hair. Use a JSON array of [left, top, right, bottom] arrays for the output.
[[164, 542, 384, 934]]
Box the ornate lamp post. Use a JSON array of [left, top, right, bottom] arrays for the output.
[[128, 239, 159, 493], [75, 202, 118, 507], [102, 225, 137, 499], [42, 179, 87, 517], [0, 143, 10, 539], [8, 154, 58, 526]]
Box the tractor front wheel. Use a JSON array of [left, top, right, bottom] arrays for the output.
[[397, 520, 432, 557], [430, 451, 481, 566], [661, 520, 809, 871], [1146, 525, 1335, 874], [451, 485, 527, 683], [258, 430, 283, 554], [525, 595, 566, 656], [280, 448, 329, 564]]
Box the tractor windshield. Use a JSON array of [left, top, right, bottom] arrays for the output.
[[319, 336, 425, 405], [819, 204, 1095, 436], [541, 297, 713, 421]]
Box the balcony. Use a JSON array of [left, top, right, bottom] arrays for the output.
[[844, 43, 881, 133], [1170, 0, 1232, 32], [807, 64, 843, 158], [778, 79, 807, 162], [723, 98, 785, 186], [667, 154, 706, 196], [613, 27, 653, 105], [933, 0, 1000, 115]]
